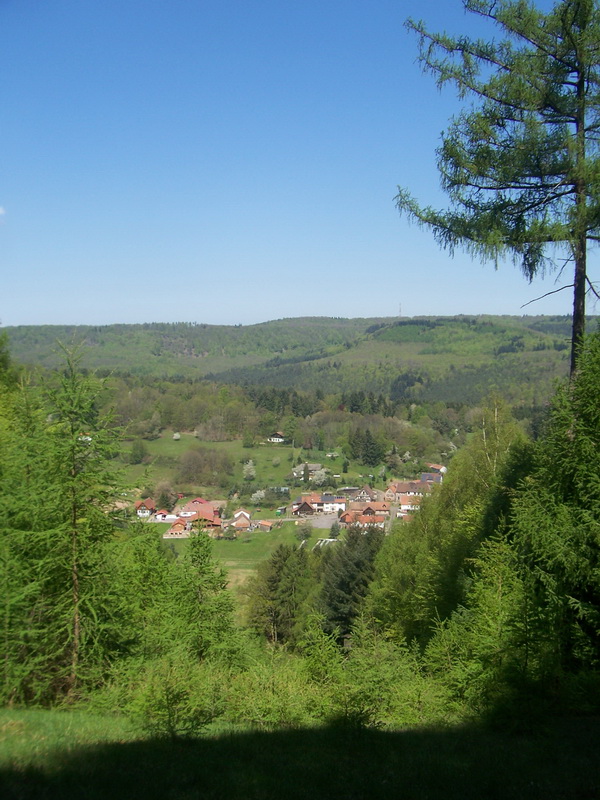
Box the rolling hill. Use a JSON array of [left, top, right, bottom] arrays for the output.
[[4, 315, 591, 406]]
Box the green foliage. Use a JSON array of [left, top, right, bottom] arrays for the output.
[[368, 400, 533, 645], [397, 1, 600, 371], [177, 446, 234, 486], [128, 439, 148, 465], [224, 648, 320, 729], [406, 330, 600, 718], [245, 545, 313, 645], [508, 328, 600, 683], [319, 526, 384, 640], [129, 654, 226, 740], [5, 316, 575, 410], [0, 350, 124, 703]]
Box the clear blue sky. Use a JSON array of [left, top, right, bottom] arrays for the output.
[[1, 0, 590, 326]]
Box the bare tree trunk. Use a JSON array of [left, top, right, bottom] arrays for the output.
[[571, 55, 588, 377]]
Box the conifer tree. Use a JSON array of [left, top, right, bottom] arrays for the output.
[[0, 350, 122, 702], [320, 526, 384, 640], [397, 0, 600, 373], [509, 327, 600, 680]]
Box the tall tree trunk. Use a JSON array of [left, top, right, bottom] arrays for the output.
[[571, 236, 586, 376], [571, 50, 588, 377], [68, 486, 80, 698]]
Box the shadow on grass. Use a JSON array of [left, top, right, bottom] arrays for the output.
[[2, 716, 600, 800]]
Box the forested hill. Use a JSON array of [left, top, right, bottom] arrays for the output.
[[4, 315, 593, 405]]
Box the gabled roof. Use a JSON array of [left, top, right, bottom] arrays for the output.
[[188, 506, 219, 522], [135, 498, 155, 510], [357, 514, 385, 525], [232, 515, 251, 528], [301, 493, 322, 504], [421, 473, 443, 484], [399, 494, 422, 506]]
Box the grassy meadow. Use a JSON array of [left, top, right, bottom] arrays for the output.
[[123, 431, 374, 497], [164, 521, 324, 589], [1, 708, 599, 800]]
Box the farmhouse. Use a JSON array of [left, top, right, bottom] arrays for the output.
[[135, 498, 155, 518], [291, 493, 347, 515], [384, 481, 432, 503]]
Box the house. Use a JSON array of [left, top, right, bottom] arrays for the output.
[[267, 432, 286, 443], [163, 520, 189, 538], [421, 472, 443, 484], [398, 494, 423, 515], [292, 500, 315, 516], [318, 494, 347, 514], [356, 515, 385, 529], [384, 481, 432, 503], [291, 493, 346, 515], [362, 501, 390, 517], [339, 510, 357, 526], [340, 510, 385, 529], [257, 520, 273, 532], [155, 509, 178, 523], [135, 498, 155, 518], [186, 507, 221, 529], [350, 485, 377, 503], [179, 497, 220, 518], [231, 515, 251, 531], [221, 508, 253, 533], [425, 463, 447, 475]]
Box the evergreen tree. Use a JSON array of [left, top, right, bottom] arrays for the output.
[[368, 400, 532, 645], [509, 328, 600, 682], [362, 428, 384, 466], [397, 0, 600, 373], [246, 545, 311, 644], [320, 526, 384, 640]]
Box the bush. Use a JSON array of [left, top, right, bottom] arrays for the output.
[[129, 655, 226, 740]]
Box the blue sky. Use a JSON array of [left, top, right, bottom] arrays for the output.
[[1, 0, 590, 326]]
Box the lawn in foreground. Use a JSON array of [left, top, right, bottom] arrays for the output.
[[1, 708, 599, 800]]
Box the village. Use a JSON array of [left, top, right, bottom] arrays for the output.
[[133, 459, 446, 541]]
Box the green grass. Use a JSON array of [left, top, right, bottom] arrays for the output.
[[166, 522, 323, 589], [1, 708, 599, 799], [121, 431, 377, 498], [213, 522, 320, 571]]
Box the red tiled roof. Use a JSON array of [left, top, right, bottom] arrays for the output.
[[135, 498, 155, 510]]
